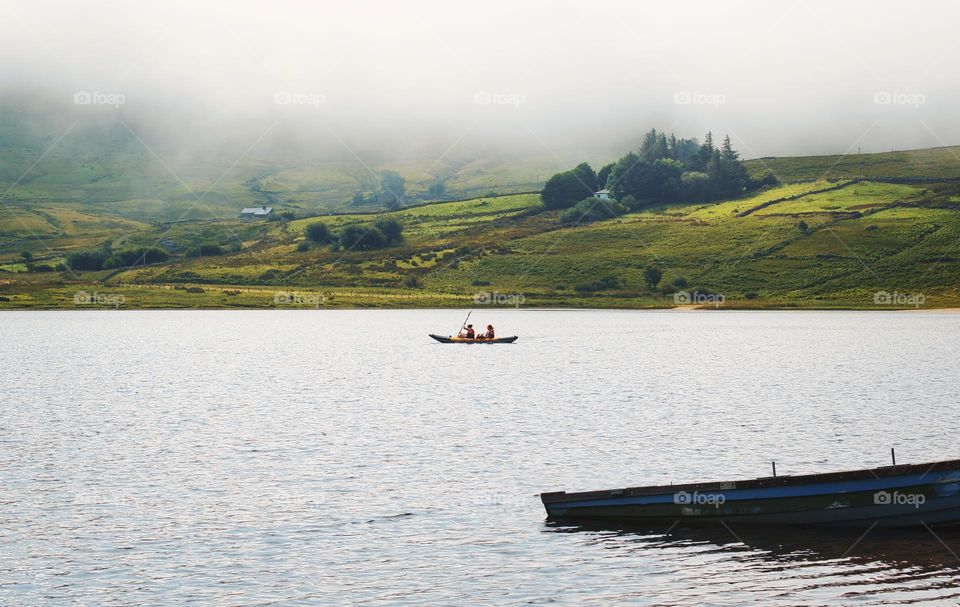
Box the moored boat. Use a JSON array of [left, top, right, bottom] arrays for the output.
[[429, 333, 518, 344], [541, 459, 960, 528]]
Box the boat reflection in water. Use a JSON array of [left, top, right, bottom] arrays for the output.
[[545, 521, 960, 603]]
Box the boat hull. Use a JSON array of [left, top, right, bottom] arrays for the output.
[[429, 334, 518, 344], [542, 460, 960, 528]]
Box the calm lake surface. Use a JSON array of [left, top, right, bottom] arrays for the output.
[[3, 309, 960, 606]]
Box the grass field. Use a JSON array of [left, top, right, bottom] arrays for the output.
[[745, 146, 960, 182], [2, 143, 960, 310]]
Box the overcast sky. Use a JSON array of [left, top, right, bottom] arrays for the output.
[[1, 0, 957, 160]]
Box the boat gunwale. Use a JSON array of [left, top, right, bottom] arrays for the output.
[[540, 459, 960, 504]]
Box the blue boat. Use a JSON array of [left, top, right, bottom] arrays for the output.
[[541, 459, 960, 528]]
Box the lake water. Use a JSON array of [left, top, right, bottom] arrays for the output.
[[3, 310, 960, 605]]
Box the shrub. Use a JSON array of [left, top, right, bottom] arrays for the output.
[[297, 240, 311, 252], [184, 244, 225, 258], [185, 286, 205, 293], [574, 276, 623, 292], [672, 276, 689, 288], [402, 275, 421, 288], [559, 198, 627, 225], [66, 250, 108, 271], [744, 291, 759, 300], [102, 247, 169, 268], [374, 219, 403, 244], [798, 220, 810, 234], [620, 195, 640, 211], [338, 224, 387, 251], [306, 221, 333, 244], [471, 279, 491, 286]]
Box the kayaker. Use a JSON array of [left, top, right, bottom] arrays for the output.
[[483, 324, 495, 339], [459, 324, 476, 338]]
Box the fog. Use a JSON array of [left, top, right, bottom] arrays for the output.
[[1, 0, 958, 161]]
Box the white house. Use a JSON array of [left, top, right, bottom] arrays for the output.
[[240, 206, 273, 218], [594, 189, 611, 200]]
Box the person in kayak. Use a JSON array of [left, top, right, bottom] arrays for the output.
[[459, 324, 476, 338], [483, 324, 495, 339]]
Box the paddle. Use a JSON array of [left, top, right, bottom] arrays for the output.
[[457, 310, 472, 337]]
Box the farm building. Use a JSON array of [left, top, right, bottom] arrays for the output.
[[240, 206, 273, 218]]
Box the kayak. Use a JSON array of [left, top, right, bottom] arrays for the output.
[[429, 334, 518, 344]]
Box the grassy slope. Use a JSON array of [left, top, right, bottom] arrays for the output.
[[745, 145, 960, 181], [3, 146, 960, 309]]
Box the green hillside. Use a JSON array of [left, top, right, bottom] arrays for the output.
[[745, 146, 960, 181], [3, 155, 960, 309]]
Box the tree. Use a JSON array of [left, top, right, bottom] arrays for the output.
[[572, 162, 598, 193], [20, 250, 32, 261], [541, 170, 592, 209], [338, 224, 387, 251], [718, 135, 749, 196], [427, 180, 446, 198], [374, 218, 403, 243], [596, 163, 615, 189], [644, 266, 663, 289], [798, 220, 810, 234], [306, 221, 333, 244], [606, 152, 647, 201], [639, 129, 662, 161], [379, 171, 406, 208], [184, 244, 225, 258], [680, 171, 711, 201], [66, 250, 107, 271], [351, 191, 366, 206], [696, 131, 715, 170]]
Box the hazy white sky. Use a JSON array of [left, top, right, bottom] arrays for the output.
[[1, 0, 957, 158]]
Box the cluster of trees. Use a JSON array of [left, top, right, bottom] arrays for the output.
[[541, 129, 778, 222], [304, 218, 404, 251], [185, 243, 229, 258], [351, 171, 408, 209], [66, 246, 170, 271]]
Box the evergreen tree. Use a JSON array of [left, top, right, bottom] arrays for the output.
[[596, 163, 615, 189], [639, 129, 659, 161], [655, 133, 669, 160], [696, 131, 715, 170], [719, 135, 748, 196]]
